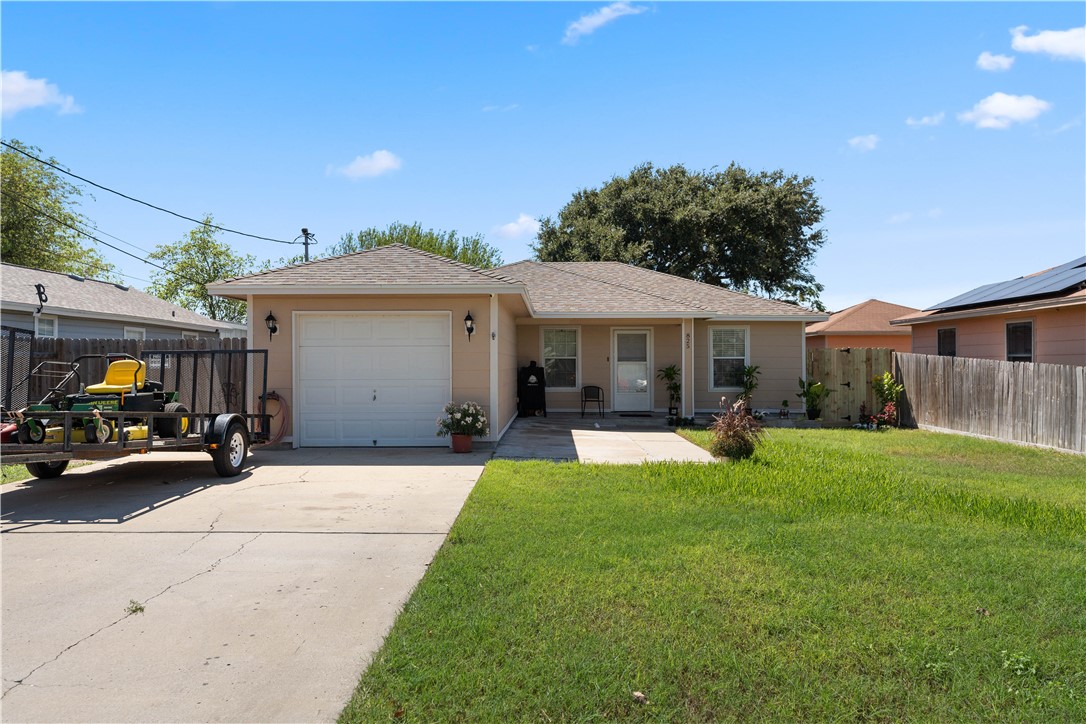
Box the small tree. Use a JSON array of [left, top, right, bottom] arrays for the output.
[[147, 215, 255, 323], [656, 365, 682, 409], [330, 222, 503, 268]]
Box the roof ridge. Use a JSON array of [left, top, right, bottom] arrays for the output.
[[218, 243, 524, 286], [520, 261, 711, 313], [1, 261, 128, 287]]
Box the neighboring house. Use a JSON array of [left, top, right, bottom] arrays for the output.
[[1, 263, 247, 340], [805, 298, 917, 353], [891, 256, 1086, 366], [207, 244, 827, 447]]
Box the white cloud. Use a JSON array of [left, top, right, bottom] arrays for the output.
[[888, 212, 913, 224], [848, 134, 879, 151], [958, 92, 1052, 129], [1, 70, 80, 118], [494, 214, 540, 240], [1011, 25, 1086, 62], [905, 112, 945, 127], [562, 2, 647, 45], [482, 103, 520, 113], [976, 52, 1015, 71], [329, 150, 402, 179]]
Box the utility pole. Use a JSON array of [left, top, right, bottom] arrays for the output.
[[301, 228, 315, 262]]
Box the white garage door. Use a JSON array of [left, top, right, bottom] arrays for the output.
[[296, 313, 451, 446]]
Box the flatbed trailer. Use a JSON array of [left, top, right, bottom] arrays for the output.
[[1, 349, 271, 478]]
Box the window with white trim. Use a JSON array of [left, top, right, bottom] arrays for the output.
[[1006, 321, 1032, 363], [542, 328, 578, 389], [709, 327, 748, 389], [182, 331, 200, 340], [124, 326, 146, 341], [35, 314, 57, 338]]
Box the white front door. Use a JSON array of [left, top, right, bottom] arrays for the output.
[[612, 329, 651, 412], [296, 313, 451, 447]]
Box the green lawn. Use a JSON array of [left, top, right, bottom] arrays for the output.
[[341, 429, 1086, 722], [2, 463, 30, 484]]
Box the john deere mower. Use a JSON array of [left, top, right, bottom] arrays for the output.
[[12, 354, 190, 445]]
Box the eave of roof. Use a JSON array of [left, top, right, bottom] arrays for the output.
[[891, 291, 1086, 325], [1, 301, 238, 332], [1, 263, 235, 329]]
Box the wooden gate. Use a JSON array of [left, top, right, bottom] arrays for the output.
[[806, 348, 895, 424]]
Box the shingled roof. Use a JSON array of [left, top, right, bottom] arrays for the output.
[[208, 244, 525, 297], [497, 261, 824, 319], [207, 245, 825, 320], [806, 299, 918, 335], [1, 263, 237, 332]]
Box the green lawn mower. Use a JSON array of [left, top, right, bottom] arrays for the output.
[[12, 354, 191, 445]]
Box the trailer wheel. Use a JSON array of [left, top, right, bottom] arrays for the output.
[[157, 402, 190, 439], [26, 460, 69, 479], [17, 420, 45, 444], [211, 421, 248, 477]]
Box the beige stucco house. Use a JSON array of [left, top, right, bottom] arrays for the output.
[[207, 245, 827, 447]]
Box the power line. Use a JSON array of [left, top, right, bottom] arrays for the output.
[[1, 189, 204, 286], [1, 140, 302, 246]]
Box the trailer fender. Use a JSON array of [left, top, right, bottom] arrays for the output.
[[204, 413, 248, 448]]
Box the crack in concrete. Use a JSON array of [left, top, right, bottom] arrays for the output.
[[2, 532, 262, 699], [178, 510, 224, 555]]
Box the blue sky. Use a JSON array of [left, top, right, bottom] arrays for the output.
[[3, 1, 1084, 312]]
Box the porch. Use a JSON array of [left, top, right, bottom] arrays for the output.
[[492, 412, 715, 463]]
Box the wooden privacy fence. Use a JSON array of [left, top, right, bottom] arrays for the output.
[[896, 352, 1086, 454], [25, 337, 250, 403], [806, 347, 895, 424]]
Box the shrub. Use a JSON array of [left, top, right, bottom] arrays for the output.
[[709, 399, 764, 460], [872, 372, 905, 427], [436, 401, 489, 437]]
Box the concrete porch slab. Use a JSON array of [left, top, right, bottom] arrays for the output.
[[494, 413, 715, 464]]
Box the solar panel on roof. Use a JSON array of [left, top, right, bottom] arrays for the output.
[[925, 257, 1086, 311]]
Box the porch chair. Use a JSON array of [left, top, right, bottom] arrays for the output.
[[581, 385, 605, 418]]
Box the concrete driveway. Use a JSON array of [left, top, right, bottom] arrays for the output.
[[1, 447, 486, 723]]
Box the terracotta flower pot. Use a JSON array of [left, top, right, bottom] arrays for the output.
[[450, 433, 473, 453]]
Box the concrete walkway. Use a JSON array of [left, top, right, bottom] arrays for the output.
[[1, 447, 486, 723], [494, 413, 716, 463]]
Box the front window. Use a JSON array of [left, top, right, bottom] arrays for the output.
[[124, 326, 146, 341], [542, 328, 578, 389], [35, 315, 57, 338], [1006, 321, 1032, 362], [937, 328, 956, 357], [710, 327, 748, 389]]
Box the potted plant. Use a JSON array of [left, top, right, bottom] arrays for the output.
[[657, 365, 682, 424], [779, 399, 790, 419], [436, 401, 489, 453], [739, 364, 761, 414], [796, 378, 831, 420]]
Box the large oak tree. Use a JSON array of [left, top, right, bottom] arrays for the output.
[[534, 163, 827, 308]]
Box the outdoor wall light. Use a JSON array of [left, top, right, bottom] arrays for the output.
[[265, 312, 279, 339], [464, 312, 475, 340]]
